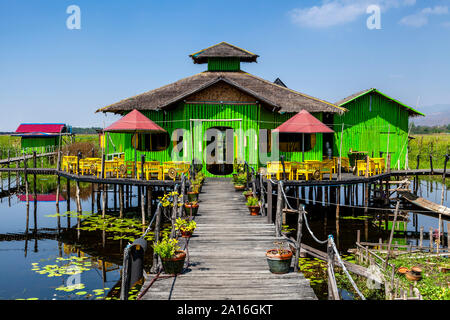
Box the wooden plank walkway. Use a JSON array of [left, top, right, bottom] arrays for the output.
[[140, 179, 317, 300], [0, 152, 57, 165], [398, 190, 450, 216]]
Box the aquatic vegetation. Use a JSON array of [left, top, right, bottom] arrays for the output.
[[381, 253, 450, 300]]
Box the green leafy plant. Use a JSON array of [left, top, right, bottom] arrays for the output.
[[153, 235, 180, 259], [158, 191, 183, 207], [175, 218, 197, 233], [246, 196, 259, 207], [234, 173, 247, 186]]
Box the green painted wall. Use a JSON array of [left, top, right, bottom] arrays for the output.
[[107, 103, 325, 177], [333, 92, 410, 168], [207, 58, 240, 71], [21, 137, 57, 153]]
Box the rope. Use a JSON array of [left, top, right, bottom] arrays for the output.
[[329, 235, 366, 300], [279, 181, 366, 300], [280, 189, 439, 214]]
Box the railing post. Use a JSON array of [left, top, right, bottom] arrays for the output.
[[327, 237, 340, 300], [294, 207, 304, 272], [275, 181, 284, 237], [267, 179, 273, 223]]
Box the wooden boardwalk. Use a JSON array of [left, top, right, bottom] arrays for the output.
[[140, 179, 317, 300]]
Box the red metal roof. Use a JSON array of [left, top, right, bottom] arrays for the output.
[[15, 123, 65, 134], [273, 110, 334, 134], [104, 109, 166, 133]]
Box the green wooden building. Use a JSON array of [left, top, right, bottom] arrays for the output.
[[14, 123, 72, 153], [97, 42, 423, 177], [333, 88, 424, 169], [97, 42, 345, 177]]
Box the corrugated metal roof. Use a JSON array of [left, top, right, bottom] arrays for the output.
[[335, 88, 425, 116], [15, 123, 66, 134]]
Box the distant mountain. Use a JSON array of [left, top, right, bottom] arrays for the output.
[[412, 104, 450, 126]]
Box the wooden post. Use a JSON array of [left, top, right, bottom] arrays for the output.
[[140, 155, 146, 228], [385, 199, 400, 268], [259, 175, 265, 216], [429, 227, 433, 252], [170, 193, 178, 238], [147, 186, 152, 219], [275, 181, 284, 237], [365, 155, 370, 178], [267, 180, 273, 224], [386, 153, 391, 174], [75, 180, 82, 240], [66, 178, 71, 212], [119, 184, 124, 218], [7, 150, 10, 192], [447, 222, 450, 250], [151, 205, 162, 274], [327, 237, 340, 300], [419, 226, 423, 250], [294, 207, 304, 272]]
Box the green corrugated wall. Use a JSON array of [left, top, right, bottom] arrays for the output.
[[21, 137, 57, 153], [333, 92, 410, 168], [207, 58, 240, 71], [107, 103, 325, 177]]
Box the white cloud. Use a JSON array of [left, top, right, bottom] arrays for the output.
[[289, 0, 416, 28], [399, 5, 448, 27], [442, 21, 450, 27]]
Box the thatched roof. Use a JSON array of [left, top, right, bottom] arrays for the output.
[[96, 71, 346, 115], [335, 88, 424, 117], [189, 42, 259, 64]]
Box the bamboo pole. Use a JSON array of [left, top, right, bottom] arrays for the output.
[[294, 207, 304, 272], [385, 199, 400, 268]]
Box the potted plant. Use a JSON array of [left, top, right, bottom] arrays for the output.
[[246, 196, 260, 216], [175, 218, 197, 238], [153, 235, 186, 275], [266, 241, 293, 274], [233, 173, 247, 191], [184, 200, 199, 216], [242, 190, 253, 200], [187, 180, 200, 202]]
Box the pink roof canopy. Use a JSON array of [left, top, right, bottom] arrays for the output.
[[273, 110, 334, 134], [15, 123, 66, 134], [104, 109, 166, 133]]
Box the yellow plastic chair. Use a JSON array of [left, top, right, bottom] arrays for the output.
[[62, 156, 78, 173], [372, 158, 385, 174], [320, 159, 334, 180], [356, 159, 376, 176]]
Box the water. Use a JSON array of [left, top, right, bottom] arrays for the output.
[[0, 175, 447, 300], [282, 177, 449, 299], [0, 179, 157, 300]]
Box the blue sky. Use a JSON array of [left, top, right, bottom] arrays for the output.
[[1, 0, 449, 131]]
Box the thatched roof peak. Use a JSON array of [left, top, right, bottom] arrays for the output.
[[190, 42, 259, 64]]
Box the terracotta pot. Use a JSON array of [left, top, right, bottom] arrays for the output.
[[234, 185, 245, 191], [247, 205, 260, 216], [180, 229, 193, 238], [161, 250, 186, 275], [187, 191, 199, 202], [405, 271, 422, 282], [397, 267, 409, 275], [266, 249, 293, 274], [411, 266, 422, 275], [184, 203, 199, 216], [243, 192, 253, 200]]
